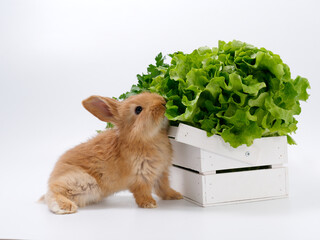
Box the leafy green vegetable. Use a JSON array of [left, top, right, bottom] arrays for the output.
[[119, 40, 310, 148]]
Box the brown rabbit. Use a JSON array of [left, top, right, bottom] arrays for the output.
[[44, 92, 183, 214]]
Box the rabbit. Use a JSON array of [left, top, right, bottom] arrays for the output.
[[43, 92, 183, 214]]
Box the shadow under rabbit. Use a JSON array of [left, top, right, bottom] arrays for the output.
[[81, 192, 195, 211]]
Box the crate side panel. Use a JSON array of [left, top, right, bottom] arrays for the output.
[[251, 136, 288, 164], [204, 167, 288, 204]]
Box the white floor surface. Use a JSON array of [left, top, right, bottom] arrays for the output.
[[1, 143, 320, 240]]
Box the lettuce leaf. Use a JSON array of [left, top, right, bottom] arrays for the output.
[[119, 40, 310, 148]]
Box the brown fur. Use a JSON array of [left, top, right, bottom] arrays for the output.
[[44, 92, 182, 214]]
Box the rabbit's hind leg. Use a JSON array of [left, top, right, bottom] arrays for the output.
[[46, 191, 78, 214], [46, 170, 102, 214]]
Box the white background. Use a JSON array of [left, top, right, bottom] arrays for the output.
[[0, 0, 319, 239]]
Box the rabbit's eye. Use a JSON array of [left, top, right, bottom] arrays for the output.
[[135, 106, 143, 115]]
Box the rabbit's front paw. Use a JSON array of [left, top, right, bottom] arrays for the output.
[[162, 189, 183, 200], [136, 197, 157, 208]]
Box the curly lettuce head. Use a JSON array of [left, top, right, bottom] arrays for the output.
[[119, 40, 310, 148]]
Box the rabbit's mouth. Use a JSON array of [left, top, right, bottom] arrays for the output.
[[145, 115, 168, 139]]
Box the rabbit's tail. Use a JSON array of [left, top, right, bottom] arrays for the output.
[[37, 194, 46, 203]]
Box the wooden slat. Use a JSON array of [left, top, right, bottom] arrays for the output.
[[169, 123, 288, 166], [170, 166, 288, 206]]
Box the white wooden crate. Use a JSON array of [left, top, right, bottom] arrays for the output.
[[168, 123, 289, 206]]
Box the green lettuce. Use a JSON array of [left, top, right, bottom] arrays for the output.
[[119, 40, 310, 148]]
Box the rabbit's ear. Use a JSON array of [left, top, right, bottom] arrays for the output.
[[82, 96, 120, 124]]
